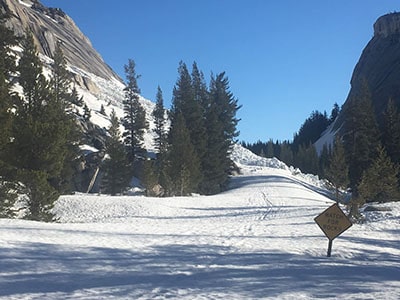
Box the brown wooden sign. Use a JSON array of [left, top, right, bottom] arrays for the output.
[[314, 203, 352, 241]]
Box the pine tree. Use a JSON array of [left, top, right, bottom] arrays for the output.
[[382, 98, 400, 165], [279, 141, 294, 167], [83, 103, 91, 120], [101, 110, 132, 195], [49, 42, 80, 193], [200, 72, 241, 194], [11, 30, 78, 221], [152, 86, 168, 189], [122, 59, 148, 162], [326, 136, 349, 202], [342, 80, 380, 192], [152, 86, 167, 155], [266, 139, 275, 158], [171, 62, 207, 162], [165, 113, 201, 196], [0, 11, 18, 217], [190, 62, 208, 162], [294, 143, 319, 175], [358, 145, 400, 203]]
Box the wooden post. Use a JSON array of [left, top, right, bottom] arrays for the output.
[[327, 239, 333, 257]]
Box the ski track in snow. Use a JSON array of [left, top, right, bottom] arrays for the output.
[[1, 148, 400, 299]]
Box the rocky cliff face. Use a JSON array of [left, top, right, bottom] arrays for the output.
[[1, 0, 122, 86], [338, 12, 400, 128]]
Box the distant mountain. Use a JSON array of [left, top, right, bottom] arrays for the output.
[[316, 12, 400, 149]]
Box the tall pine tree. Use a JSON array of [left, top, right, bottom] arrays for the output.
[[342, 80, 380, 193], [122, 59, 148, 163], [326, 136, 349, 202], [200, 72, 241, 194], [101, 110, 132, 195], [0, 11, 18, 217], [152, 85, 167, 155], [382, 98, 400, 165], [165, 113, 201, 196], [11, 30, 78, 221]]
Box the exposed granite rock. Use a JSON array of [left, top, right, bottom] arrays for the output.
[[336, 12, 400, 130], [2, 0, 122, 86]]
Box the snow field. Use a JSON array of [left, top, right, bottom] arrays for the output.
[[1, 151, 399, 299]]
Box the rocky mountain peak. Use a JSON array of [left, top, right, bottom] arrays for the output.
[[2, 0, 121, 85], [374, 12, 400, 38]]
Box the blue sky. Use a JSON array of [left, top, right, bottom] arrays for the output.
[[42, 0, 399, 143]]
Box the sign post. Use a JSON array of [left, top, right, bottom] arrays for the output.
[[314, 203, 352, 257]]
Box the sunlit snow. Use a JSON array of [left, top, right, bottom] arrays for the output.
[[0, 144, 399, 299]]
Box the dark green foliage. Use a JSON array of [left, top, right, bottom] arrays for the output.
[[381, 98, 400, 165], [0, 181, 18, 218], [294, 143, 319, 175], [10, 30, 79, 221], [142, 159, 159, 196], [83, 103, 91, 120], [0, 12, 18, 217], [326, 136, 349, 202], [358, 145, 400, 203], [200, 72, 241, 194], [70, 86, 84, 106], [293, 110, 330, 151], [152, 86, 167, 155], [122, 59, 148, 162], [165, 63, 241, 196], [342, 80, 380, 192], [170, 62, 207, 169], [330, 102, 340, 123], [101, 110, 132, 195], [165, 113, 201, 196], [19, 170, 59, 222]]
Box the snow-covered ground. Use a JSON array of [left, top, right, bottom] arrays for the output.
[[0, 146, 399, 299]]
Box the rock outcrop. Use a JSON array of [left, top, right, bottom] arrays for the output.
[[1, 0, 122, 85], [337, 12, 400, 129]]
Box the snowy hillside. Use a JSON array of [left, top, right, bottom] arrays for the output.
[[67, 65, 158, 152], [1, 146, 399, 299]]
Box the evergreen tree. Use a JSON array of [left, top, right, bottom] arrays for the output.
[[0, 11, 18, 217], [190, 62, 208, 162], [200, 72, 241, 194], [358, 145, 400, 203], [342, 80, 380, 192], [122, 59, 148, 162], [49, 42, 80, 193], [382, 98, 400, 165], [326, 136, 349, 202], [165, 113, 201, 196], [170, 62, 207, 161], [294, 143, 319, 175], [152, 86, 168, 189], [152, 86, 167, 155], [329, 102, 340, 123], [266, 139, 275, 158], [83, 103, 91, 120], [101, 110, 132, 195], [293, 110, 330, 151], [11, 31, 78, 221], [318, 143, 330, 178], [142, 159, 159, 196]]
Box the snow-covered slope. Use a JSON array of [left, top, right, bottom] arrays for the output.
[[1, 146, 399, 299]]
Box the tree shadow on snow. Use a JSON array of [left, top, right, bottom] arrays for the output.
[[0, 240, 399, 298]]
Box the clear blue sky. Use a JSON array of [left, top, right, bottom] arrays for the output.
[[42, 0, 399, 143]]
